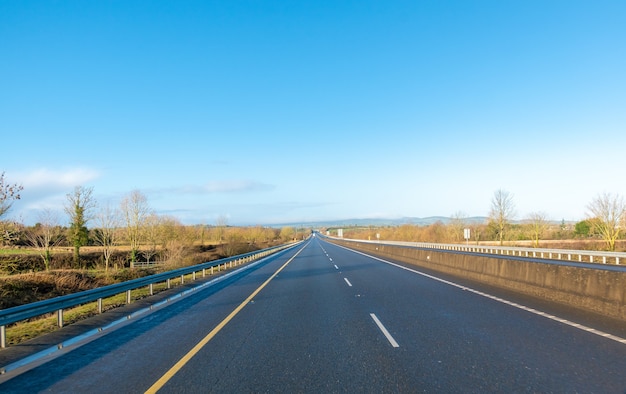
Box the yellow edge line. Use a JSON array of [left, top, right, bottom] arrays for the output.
[[145, 244, 307, 394]]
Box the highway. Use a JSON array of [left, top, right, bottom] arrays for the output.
[[1, 236, 625, 392]]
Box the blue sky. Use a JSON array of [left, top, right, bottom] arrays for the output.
[[1, 1, 625, 226]]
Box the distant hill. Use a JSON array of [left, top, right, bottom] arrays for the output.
[[275, 216, 489, 228]]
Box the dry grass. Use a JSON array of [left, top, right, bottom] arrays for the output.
[[3, 272, 198, 346], [0, 240, 282, 346]]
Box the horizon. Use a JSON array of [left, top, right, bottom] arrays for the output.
[[2, 1, 625, 226]]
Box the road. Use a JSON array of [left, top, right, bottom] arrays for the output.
[[1, 236, 625, 392]]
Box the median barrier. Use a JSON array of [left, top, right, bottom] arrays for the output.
[[329, 239, 626, 322]]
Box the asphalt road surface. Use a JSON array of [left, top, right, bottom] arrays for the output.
[[1, 237, 625, 393]]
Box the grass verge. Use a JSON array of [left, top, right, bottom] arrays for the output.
[[3, 273, 199, 346]]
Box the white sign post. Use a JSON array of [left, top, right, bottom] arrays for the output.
[[463, 228, 471, 245]]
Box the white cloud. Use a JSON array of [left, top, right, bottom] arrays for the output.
[[4, 167, 101, 225], [16, 168, 100, 190], [147, 180, 275, 196], [203, 180, 274, 193]]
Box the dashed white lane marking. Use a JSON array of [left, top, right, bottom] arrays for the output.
[[370, 313, 400, 348], [332, 243, 626, 346], [344, 278, 353, 287], [334, 265, 339, 270]]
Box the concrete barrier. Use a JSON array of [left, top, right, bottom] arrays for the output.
[[330, 239, 626, 322]]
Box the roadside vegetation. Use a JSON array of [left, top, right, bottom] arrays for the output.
[[0, 230, 298, 346], [330, 189, 626, 253], [0, 172, 624, 345], [0, 173, 306, 345]]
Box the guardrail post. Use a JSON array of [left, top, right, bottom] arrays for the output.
[[590, 256, 594, 263], [98, 298, 103, 314], [180, 275, 184, 284], [149, 283, 154, 296], [230, 261, 233, 268], [210, 266, 214, 275], [126, 290, 131, 304], [617, 257, 620, 265], [58, 309, 64, 328], [602, 256, 606, 264], [167, 278, 171, 289], [202, 268, 206, 277], [1, 325, 6, 348], [192, 272, 196, 281]]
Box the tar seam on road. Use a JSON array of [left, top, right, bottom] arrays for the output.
[[334, 243, 626, 346], [144, 243, 308, 394], [370, 313, 400, 348]]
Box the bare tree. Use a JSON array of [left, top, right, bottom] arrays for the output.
[[279, 226, 295, 242], [160, 216, 193, 264], [65, 186, 96, 268], [143, 212, 161, 263], [0, 171, 23, 219], [25, 209, 62, 271], [587, 192, 625, 251], [448, 211, 468, 243], [93, 202, 120, 272], [0, 172, 23, 246], [215, 215, 228, 244], [526, 211, 549, 248], [120, 190, 150, 267], [489, 189, 515, 245]]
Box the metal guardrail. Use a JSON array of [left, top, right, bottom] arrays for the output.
[[334, 238, 626, 265], [0, 242, 297, 348]]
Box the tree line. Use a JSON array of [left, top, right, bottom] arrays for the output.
[[338, 189, 626, 252], [2, 171, 625, 268], [0, 174, 300, 272]]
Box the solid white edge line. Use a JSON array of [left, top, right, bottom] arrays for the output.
[[330, 242, 626, 346], [370, 313, 400, 348], [344, 278, 353, 287]]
